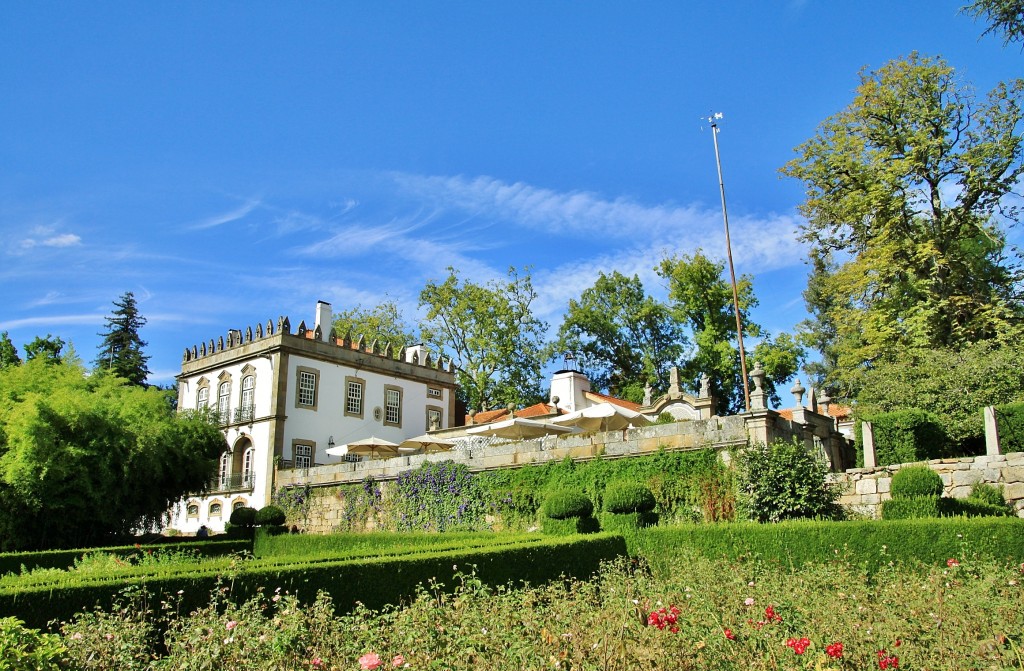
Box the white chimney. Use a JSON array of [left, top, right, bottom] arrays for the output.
[[315, 301, 332, 342], [550, 370, 591, 413], [405, 343, 427, 364]]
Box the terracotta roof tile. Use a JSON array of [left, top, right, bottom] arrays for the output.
[[583, 390, 641, 411]]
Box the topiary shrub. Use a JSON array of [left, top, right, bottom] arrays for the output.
[[995, 402, 1024, 453], [882, 496, 943, 520], [229, 506, 257, 528], [255, 505, 287, 527], [542, 491, 594, 520], [540, 516, 600, 535], [603, 482, 656, 514], [890, 465, 943, 499]]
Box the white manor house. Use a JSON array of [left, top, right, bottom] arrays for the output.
[[169, 301, 457, 533]]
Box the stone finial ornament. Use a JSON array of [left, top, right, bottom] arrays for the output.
[[790, 379, 805, 407], [699, 372, 711, 398]]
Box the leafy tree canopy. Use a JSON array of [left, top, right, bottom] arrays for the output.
[[23, 335, 65, 365], [0, 358, 226, 550], [783, 53, 1024, 395], [0, 332, 20, 369], [419, 267, 547, 411], [332, 300, 416, 352], [552, 271, 686, 403], [658, 250, 803, 413], [95, 291, 151, 385], [962, 0, 1024, 46]]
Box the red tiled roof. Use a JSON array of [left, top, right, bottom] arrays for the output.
[[466, 402, 561, 426], [777, 404, 852, 422], [583, 390, 641, 411]]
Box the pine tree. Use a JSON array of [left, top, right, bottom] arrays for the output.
[[95, 291, 150, 385]]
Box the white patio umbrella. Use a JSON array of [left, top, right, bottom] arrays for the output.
[[398, 434, 457, 454], [325, 436, 400, 459], [465, 416, 577, 440], [548, 402, 651, 432]]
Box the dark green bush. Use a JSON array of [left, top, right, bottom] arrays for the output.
[[229, 506, 257, 528], [882, 496, 943, 519], [542, 491, 594, 520], [968, 483, 1010, 510], [541, 516, 600, 535], [735, 439, 840, 523], [603, 482, 656, 514], [599, 511, 658, 534], [995, 402, 1024, 453], [255, 505, 286, 527], [861, 409, 949, 466], [890, 465, 943, 499]]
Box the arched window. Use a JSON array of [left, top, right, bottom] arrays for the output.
[[186, 503, 199, 518], [209, 502, 222, 518], [218, 451, 231, 489], [232, 499, 248, 510], [242, 447, 255, 487], [218, 382, 231, 418], [197, 387, 209, 410], [239, 375, 255, 421]]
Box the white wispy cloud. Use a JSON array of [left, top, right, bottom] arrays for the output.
[[190, 199, 261, 230], [0, 314, 105, 330]]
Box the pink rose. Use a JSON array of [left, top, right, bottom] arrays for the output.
[[359, 652, 382, 670], [392, 654, 406, 667]]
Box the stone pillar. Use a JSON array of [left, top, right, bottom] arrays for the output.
[[749, 362, 766, 411], [862, 421, 876, 469], [984, 406, 1001, 456]]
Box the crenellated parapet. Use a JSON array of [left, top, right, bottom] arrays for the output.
[[181, 314, 454, 374]]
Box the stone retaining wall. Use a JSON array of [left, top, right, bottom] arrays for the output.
[[832, 451, 1024, 518]]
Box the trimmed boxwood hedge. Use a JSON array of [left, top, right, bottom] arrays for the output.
[[995, 402, 1024, 453], [890, 465, 943, 498], [602, 482, 656, 514], [542, 491, 594, 520], [0, 534, 627, 630], [599, 511, 658, 534], [540, 516, 600, 535], [630, 518, 1024, 573], [858, 409, 950, 467], [0, 539, 251, 577]]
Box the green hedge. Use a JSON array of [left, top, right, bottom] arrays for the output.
[[0, 539, 251, 577], [540, 516, 600, 535], [995, 402, 1024, 453], [0, 534, 627, 630], [602, 482, 656, 514], [599, 511, 658, 534], [890, 465, 944, 498], [881, 496, 945, 519], [858, 409, 950, 467], [630, 518, 1024, 574], [541, 492, 594, 520]]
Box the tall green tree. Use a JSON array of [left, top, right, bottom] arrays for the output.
[[657, 251, 804, 413], [23, 335, 65, 365], [95, 291, 151, 385], [0, 358, 225, 550], [553, 271, 686, 403], [419, 267, 547, 411], [332, 300, 416, 352], [0, 332, 20, 369], [782, 54, 1024, 395], [962, 0, 1024, 46]]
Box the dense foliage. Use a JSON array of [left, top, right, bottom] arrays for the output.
[[995, 400, 1024, 452], [419, 266, 547, 411], [783, 54, 1024, 404], [857, 409, 951, 466], [0, 358, 226, 550], [602, 481, 657, 514], [890, 465, 943, 499], [392, 461, 489, 532], [541, 491, 594, 519], [552, 271, 685, 403], [735, 439, 840, 523], [330, 300, 416, 353]]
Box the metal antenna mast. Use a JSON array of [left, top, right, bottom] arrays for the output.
[[708, 112, 750, 412]]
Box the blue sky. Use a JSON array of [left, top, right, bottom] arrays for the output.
[[1, 2, 1019, 391]]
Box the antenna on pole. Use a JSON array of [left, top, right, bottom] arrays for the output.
[[707, 112, 751, 412]]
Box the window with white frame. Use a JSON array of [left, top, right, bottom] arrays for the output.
[[345, 377, 364, 417], [295, 367, 319, 409], [218, 451, 231, 488], [197, 386, 209, 410], [239, 375, 255, 419], [294, 443, 313, 469], [384, 386, 402, 427], [242, 447, 254, 487], [427, 387, 442, 399], [218, 381, 231, 418]]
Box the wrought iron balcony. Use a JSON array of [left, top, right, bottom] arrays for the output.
[[233, 405, 255, 424], [208, 472, 255, 493]]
